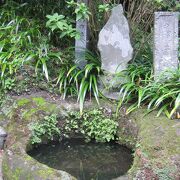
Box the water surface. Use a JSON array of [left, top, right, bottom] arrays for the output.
[[28, 138, 133, 180]]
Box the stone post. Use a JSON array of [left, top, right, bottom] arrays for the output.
[[75, 0, 89, 69], [154, 12, 179, 79]]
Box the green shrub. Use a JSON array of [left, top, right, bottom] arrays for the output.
[[82, 109, 118, 142], [46, 13, 80, 39], [29, 114, 60, 144], [65, 109, 118, 142]]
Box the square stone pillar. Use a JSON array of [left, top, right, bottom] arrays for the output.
[[75, 0, 89, 69], [154, 12, 179, 79]]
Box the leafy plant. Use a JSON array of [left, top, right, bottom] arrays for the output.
[[116, 63, 180, 119], [46, 13, 80, 39], [98, 4, 111, 13], [29, 114, 60, 144], [35, 41, 62, 81], [0, 15, 37, 79], [82, 109, 118, 142], [56, 50, 101, 114], [152, 0, 180, 11], [0, 2, 63, 85], [1, 78, 15, 91], [67, 0, 91, 20], [65, 108, 118, 143], [0, 2, 50, 83]]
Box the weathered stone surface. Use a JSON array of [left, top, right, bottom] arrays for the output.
[[1, 96, 76, 180], [154, 12, 179, 79], [75, 0, 89, 69], [98, 4, 133, 74], [126, 109, 180, 179], [98, 71, 129, 100]]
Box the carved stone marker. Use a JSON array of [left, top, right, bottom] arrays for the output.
[[98, 4, 133, 99], [154, 12, 179, 79], [75, 0, 89, 69]]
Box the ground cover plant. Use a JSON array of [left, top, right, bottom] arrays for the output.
[[65, 109, 118, 142], [30, 114, 60, 144], [29, 108, 119, 144]]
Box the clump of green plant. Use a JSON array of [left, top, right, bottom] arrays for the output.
[[56, 50, 101, 114], [65, 109, 118, 142], [67, 0, 91, 20], [116, 63, 180, 118], [29, 114, 60, 144], [82, 109, 118, 142], [152, 0, 180, 11], [46, 13, 80, 39]]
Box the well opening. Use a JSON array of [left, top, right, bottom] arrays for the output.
[[28, 138, 133, 180]]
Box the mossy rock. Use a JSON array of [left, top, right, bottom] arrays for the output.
[[127, 109, 180, 179], [1, 95, 76, 180], [2, 150, 73, 180]]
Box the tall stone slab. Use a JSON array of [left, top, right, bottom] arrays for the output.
[[98, 4, 133, 99], [154, 12, 179, 79], [98, 4, 133, 74], [75, 0, 89, 69]]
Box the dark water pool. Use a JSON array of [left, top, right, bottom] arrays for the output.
[[28, 138, 133, 180]]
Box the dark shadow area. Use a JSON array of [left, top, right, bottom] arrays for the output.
[[28, 138, 133, 180]]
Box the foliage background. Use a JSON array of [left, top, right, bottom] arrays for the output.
[[0, 0, 179, 117]]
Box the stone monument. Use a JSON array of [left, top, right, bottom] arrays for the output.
[[75, 0, 89, 69], [154, 12, 179, 79], [98, 4, 133, 99]]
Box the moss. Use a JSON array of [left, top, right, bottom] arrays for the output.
[[31, 97, 57, 113], [24, 153, 34, 161], [2, 152, 63, 180], [32, 97, 46, 106], [0, 113, 5, 121], [118, 136, 136, 149], [2, 159, 10, 179], [2, 157, 28, 180], [11, 168, 22, 180], [128, 109, 180, 178], [22, 108, 39, 120], [17, 98, 31, 107], [13, 97, 57, 122], [37, 169, 56, 179]]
